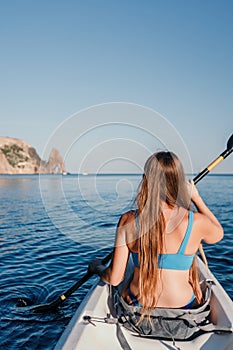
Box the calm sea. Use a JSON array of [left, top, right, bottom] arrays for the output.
[[0, 174, 232, 349]]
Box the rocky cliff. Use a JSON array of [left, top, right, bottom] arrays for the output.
[[0, 137, 66, 174]]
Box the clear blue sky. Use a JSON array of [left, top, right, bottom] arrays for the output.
[[1, 0, 232, 173]]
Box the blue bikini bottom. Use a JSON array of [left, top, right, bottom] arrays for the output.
[[182, 293, 196, 309], [127, 287, 142, 306], [127, 287, 196, 309]]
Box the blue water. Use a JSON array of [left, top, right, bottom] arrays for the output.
[[0, 174, 232, 349]]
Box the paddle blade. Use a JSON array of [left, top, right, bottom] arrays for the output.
[[30, 298, 62, 312], [227, 134, 233, 150]]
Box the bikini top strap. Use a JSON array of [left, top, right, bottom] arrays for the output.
[[178, 211, 194, 254], [135, 209, 194, 255]]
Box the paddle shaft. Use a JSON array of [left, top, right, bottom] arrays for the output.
[[193, 135, 233, 184], [59, 252, 112, 301]]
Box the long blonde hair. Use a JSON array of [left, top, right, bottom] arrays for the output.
[[136, 151, 200, 317]]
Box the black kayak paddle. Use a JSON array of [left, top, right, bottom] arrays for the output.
[[193, 134, 233, 184]]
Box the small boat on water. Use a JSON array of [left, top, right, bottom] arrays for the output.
[[55, 256, 233, 350]]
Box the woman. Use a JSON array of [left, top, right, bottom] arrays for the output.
[[89, 151, 223, 317]]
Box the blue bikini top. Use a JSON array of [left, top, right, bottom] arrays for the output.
[[132, 210, 195, 271]]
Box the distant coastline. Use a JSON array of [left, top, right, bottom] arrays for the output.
[[1, 173, 231, 177], [0, 136, 66, 175]]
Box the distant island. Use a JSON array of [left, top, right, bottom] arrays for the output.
[[0, 137, 66, 174]]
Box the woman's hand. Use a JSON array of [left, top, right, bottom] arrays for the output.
[[187, 180, 200, 203], [88, 259, 106, 275]]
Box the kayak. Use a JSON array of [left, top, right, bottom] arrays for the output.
[[54, 256, 233, 350]]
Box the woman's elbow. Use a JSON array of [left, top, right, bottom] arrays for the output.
[[108, 275, 124, 286], [214, 223, 224, 242], [217, 226, 224, 241], [205, 226, 224, 244], [101, 268, 124, 286]]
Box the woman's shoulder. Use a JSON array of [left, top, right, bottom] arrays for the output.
[[191, 210, 207, 233], [115, 210, 137, 247], [192, 210, 223, 243], [192, 210, 212, 227], [118, 210, 137, 227]]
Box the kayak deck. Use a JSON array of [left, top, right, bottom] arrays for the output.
[[55, 257, 233, 350]]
